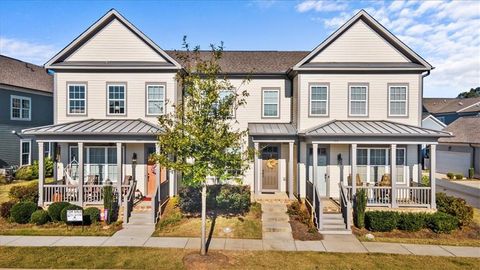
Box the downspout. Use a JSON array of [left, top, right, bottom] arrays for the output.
[[470, 144, 476, 177]]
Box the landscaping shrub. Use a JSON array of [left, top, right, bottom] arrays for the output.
[[103, 185, 118, 224], [84, 207, 101, 224], [397, 212, 427, 232], [178, 185, 202, 213], [446, 172, 455, 180], [365, 211, 399, 232], [421, 175, 430, 186], [60, 204, 83, 223], [9, 182, 38, 202], [0, 201, 16, 218], [14, 166, 37, 180], [427, 212, 459, 233], [216, 185, 250, 214], [353, 188, 367, 228], [436, 192, 473, 226], [10, 202, 37, 224], [455, 174, 464, 180], [30, 209, 50, 225], [469, 168, 474, 179], [48, 202, 72, 222]]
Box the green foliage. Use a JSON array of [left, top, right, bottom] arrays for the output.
[[365, 211, 399, 232], [178, 184, 251, 215], [48, 202, 72, 222], [287, 201, 312, 226], [455, 174, 464, 180], [30, 209, 50, 225], [436, 192, 473, 226], [0, 201, 16, 218], [103, 185, 118, 224], [397, 212, 427, 232], [353, 189, 367, 228], [427, 212, 459, 233], [421, 175, 430, 186], [446, 172, 455, 179], [9, 182, 38, 203], [14, 166, 37, 180], [83, 207, 101, 224], [60, 204, 83, 223], [469, 168, 474, 179], [457, 87, 480, 98], [10, 202, 37, 224]]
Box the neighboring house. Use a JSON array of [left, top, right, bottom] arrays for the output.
[[436, 116, 480, 177], [0, 55, 53, 168], [23, 9, 450, 231], [422, 113, 446, 131], [423, 97, 480, 125]]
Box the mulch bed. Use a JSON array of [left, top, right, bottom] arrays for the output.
[[183, 251, 229, 270], [289, 218, 323, 241]]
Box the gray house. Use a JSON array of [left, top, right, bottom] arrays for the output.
[[0, 55, 53, 168], [423, 97, 480, 125]]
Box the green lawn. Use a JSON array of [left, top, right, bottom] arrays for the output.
[[153, 198, 262, 239], [0, 247, 478, 269]]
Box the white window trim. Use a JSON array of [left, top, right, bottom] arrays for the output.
[[262, 89, 280, 118], [69, 145, 121, 183], [309, 84, 329, 116], [218, 89, 235, 118], [348, 85, 368, 117], [357, 147, 407, 184], [107, 83, 127, 116], [20, 139, 32, 166], [146, 84, 166, 116], [67, 83, 87, 115], [388, 85, 408, 117], [10, 95, 31, 121]]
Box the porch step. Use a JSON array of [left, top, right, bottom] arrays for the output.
[[262, 221, 292, 233], [319, 229, 352, 235], [125, 211, 154, 226], [262, 215, 290, 222], [322, 213, 343, 220]]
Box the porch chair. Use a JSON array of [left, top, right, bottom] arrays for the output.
[[347, 174, 363, 186]]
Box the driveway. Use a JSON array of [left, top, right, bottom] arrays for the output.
[[436, 179, 480, 208]]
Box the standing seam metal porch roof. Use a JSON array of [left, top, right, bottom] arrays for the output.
[[301, 120, 451, 137], [22, 119, 161, 136], [248, 123, 297, 136]]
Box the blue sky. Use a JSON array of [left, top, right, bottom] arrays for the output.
[[1, 0, 479, 97]]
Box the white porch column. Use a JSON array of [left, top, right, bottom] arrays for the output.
[[78, 142, 84, 206], [38, 142, 44, 207], [312, 143, 318, 202], [254, 142, 260, 195], [288, 141, 294, 199], [155, 144, 161, 202], [351, 144, 357, 196], [390, 144, 397, 208], [116, 142, 122, 206], [430, 144, 437, 209]]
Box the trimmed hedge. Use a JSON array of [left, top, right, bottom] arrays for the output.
[[9, 183, 38, 203], [365, 211, 399, 232], [455, 174, 464, 180], [353, 189, 367, 228], [84, 207, 101, 224], [60, 205, 83, 223], [48, 202, 72, 222], [397, 212, 427, 232], [10, 202, 37, 224], [215, 185, 250, 215], [0, 201, 16, 218], [446, 172, 455, 179], [427, 212, 458, 233], [30, 209, 50, 225], [436, 192, 473, 226]]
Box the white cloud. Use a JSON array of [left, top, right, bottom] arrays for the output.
[[296, 0, 348, 13], [296, 0, 480, 97], [0, 37, 57, 65]]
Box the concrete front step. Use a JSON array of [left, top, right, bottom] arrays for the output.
[[323, 219, 346, 225], [262, 216, 290, 222], [319, 229, 352, 235], [262, 222, 292, 232], [322, 224, 347, 230]]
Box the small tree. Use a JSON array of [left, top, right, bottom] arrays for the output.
[[154, 38, 252, 255], [354, 188, 367, 228]]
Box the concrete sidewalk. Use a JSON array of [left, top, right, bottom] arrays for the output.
[[1, 234, 479, 258]]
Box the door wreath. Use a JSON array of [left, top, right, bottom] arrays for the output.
[[266, 159, 278, 169]]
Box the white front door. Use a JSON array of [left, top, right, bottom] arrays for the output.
[[308, 147, 328, 197]]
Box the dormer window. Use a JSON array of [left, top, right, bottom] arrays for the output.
[[107, 84, 126, 115]]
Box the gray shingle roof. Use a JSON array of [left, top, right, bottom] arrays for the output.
[[0, 55, 53, 93], [166, 50, 309, 74], [439, 116, 480, 144], [423, 97, 480, 114], [302, 120, 450, 137], [22, 119, 160, 135], [248, 123, 297, 136]]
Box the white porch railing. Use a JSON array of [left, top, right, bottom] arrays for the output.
[[44, 183, 133, 206], [343, 185, 431, 208]]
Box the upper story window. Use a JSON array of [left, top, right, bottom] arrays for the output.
[[146, 84, 165, 115], [349, 85, 368, 116], [262, 89, 279, 118], [20, 139, 31, 166], [10, 95, 31, 121], [68, 84, 87, 115], [214, 90, 235, 118], [107, 84, 126, 115], [389, 85, 408, 116], [309, 84, 329, 116]]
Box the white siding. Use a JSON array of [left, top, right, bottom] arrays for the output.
[[55, 72, 177, 124], [296, 74, 421, 131], [309, 20, 410, 63], [66, 19, 167, 62]]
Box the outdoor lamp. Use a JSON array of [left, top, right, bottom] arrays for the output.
[[132, 153, 137, 163], [132, 153, 137, 182], [337, 153, 343, 165]]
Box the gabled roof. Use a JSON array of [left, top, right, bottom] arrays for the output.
[[422, 113, 447, 128], [292, 10, 432, 71], [22, 119, 161, 136], [301, 120, 450, 137], [0, 55, 53, 93], [423, 97, 480, 114], [439, 116, 480, 144], [45, 9, 182, 70]]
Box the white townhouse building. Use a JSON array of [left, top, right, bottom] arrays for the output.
[[23, 9, 449, 230]]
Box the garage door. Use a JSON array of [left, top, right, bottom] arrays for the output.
[[437, 151, 470, 175]]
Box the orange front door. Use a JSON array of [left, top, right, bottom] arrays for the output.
[[147, 161, 167, 197]]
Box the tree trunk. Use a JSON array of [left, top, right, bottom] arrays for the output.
[[200, 183, 207, 255]]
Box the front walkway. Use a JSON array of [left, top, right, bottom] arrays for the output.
[[0, 234, 479, 257]]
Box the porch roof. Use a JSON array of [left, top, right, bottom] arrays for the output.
[[301, 120, 451, 137], [22, 119, 161, 136], [248, 123, 297, 136]]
